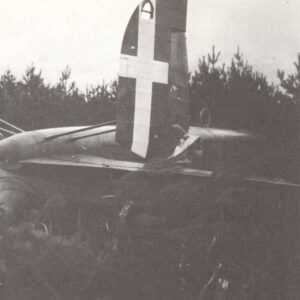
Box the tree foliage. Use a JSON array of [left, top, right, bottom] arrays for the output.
[[190, 47, 299, 142], [277, 54, 300, 142], [0, 51, 298, 141], [0, 66, 117, 130], [278, 54, 300, 100]]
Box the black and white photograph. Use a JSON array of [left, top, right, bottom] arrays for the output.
[[0, 0, 299, 299]]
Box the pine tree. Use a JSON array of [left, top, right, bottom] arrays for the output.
[[278, 54, 300, 100], [190, 47, 277, 133], [189, 46, 227, 126], [0, 67, 117, 129]]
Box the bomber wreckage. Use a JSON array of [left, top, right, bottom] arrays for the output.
[[0, 0, 299, 299]]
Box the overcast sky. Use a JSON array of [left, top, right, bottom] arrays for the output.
[[0, 0, 299, 90]]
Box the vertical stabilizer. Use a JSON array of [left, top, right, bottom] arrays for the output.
[[116, 0, 189, 159]]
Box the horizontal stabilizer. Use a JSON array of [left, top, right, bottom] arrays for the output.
[[20, 154, 300, 191]]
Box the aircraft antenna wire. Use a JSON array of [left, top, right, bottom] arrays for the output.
[[0, 118, 24, 133], [0, 127, 17, 136]]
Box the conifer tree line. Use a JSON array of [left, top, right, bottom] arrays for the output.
[[189, 47, 299, 142], [0, 65, 118, 130], [0, 48, 299, 141]]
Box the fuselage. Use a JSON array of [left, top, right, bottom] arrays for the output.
[[0, 124, 140, 217], [0, 125, 117, 168]]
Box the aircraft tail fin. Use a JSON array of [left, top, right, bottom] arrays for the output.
[[116, 0, 189, 159]]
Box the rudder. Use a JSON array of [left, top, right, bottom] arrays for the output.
[[116, 0, 189, 159]]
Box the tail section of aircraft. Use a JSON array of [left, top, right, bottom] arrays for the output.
[[116, 0, 189, 159]]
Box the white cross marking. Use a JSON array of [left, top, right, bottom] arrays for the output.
[[119, 0, 169, 158]]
